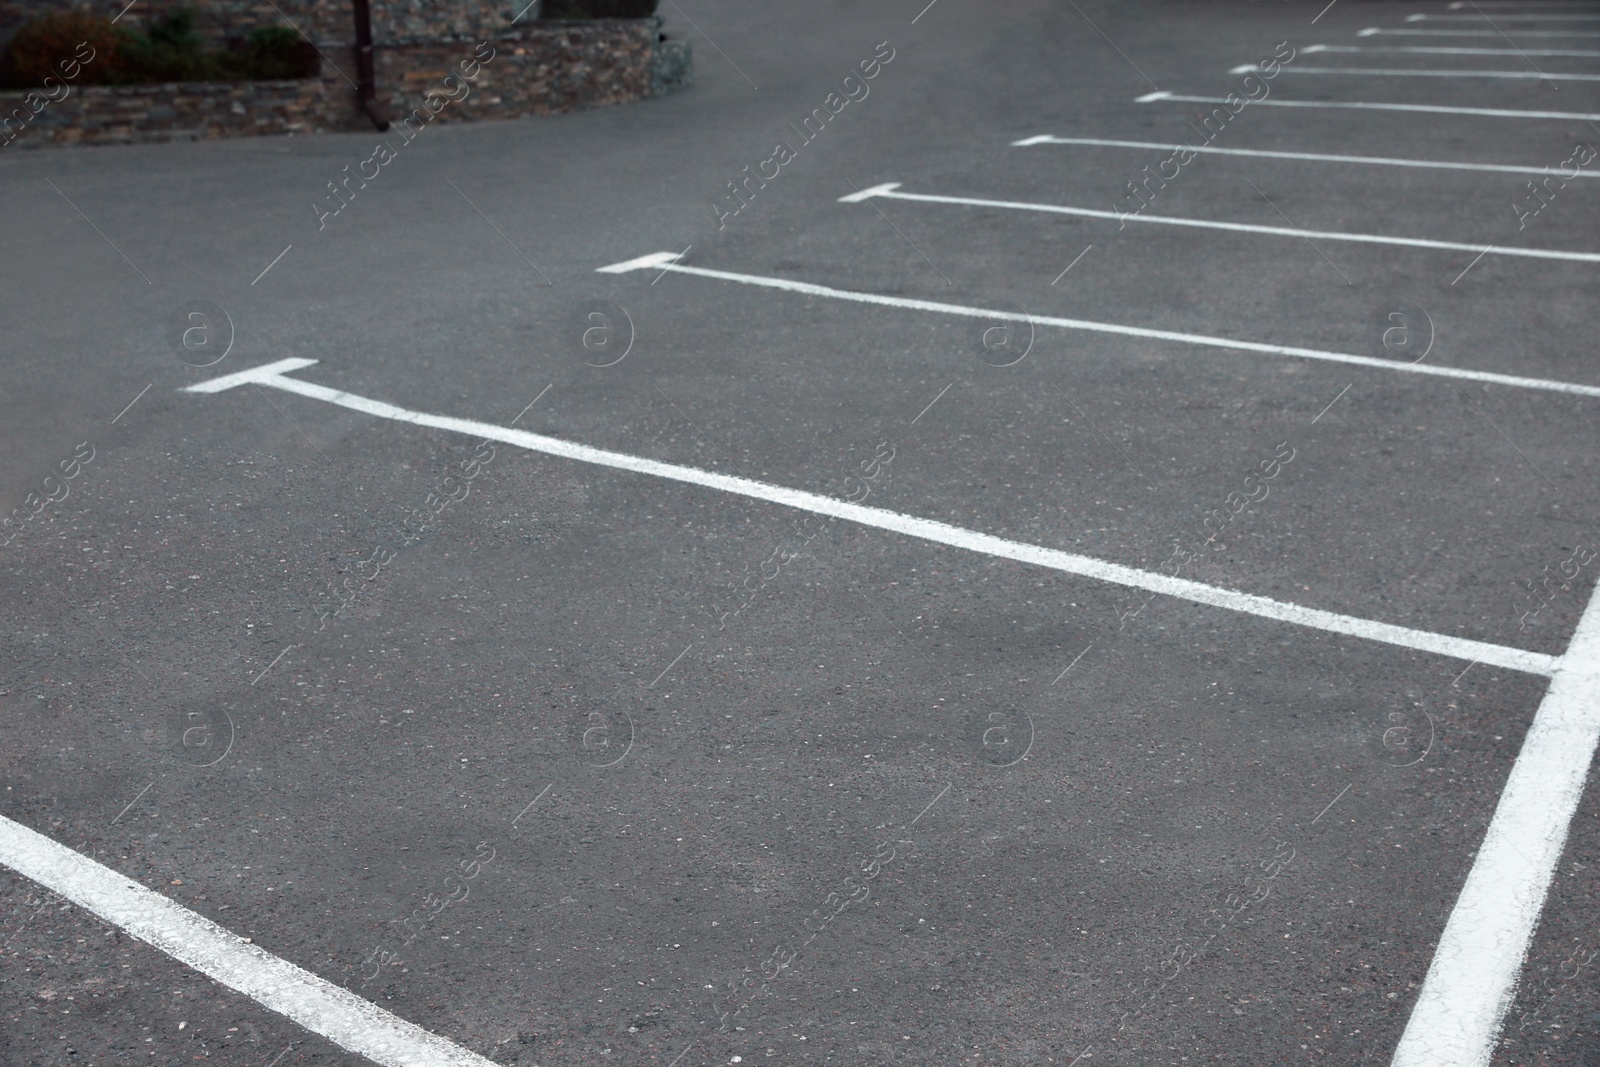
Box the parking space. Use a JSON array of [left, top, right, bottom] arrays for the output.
[[4, 1, 1600, 1065]]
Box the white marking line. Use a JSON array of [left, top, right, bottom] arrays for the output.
[[1410, 11, 1600, 19], [598, 254, 1600, 401], [1011, 134, 1600, 179], [1362, 26, 1600, 37], [1242, 174, 1354, 285], [1228, 62, 1600, 81], [1451, 1, 1600, 8], [652, 245, 693, 285], [0, 812, 498, 1067], [838, 181, 1600, 263], [1308, 42, 1600, 56], [1135, 89, 1600, 123], [1452, 655, 1484, 686], [251, 244, 292, 286], [1453, 245, 1495, 285], [185, 359, 1559, 677], [1392, 582, 1600, 1067]]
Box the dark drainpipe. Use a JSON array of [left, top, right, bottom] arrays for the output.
[[352, 0, 390, 131]]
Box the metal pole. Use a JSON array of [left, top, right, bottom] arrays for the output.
[[352, 0, 389, 131]]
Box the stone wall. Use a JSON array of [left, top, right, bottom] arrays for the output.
[[651, 33, 688, 98], [1, 77, 343, 146], [382, 19, 653, 123], [0, 0, 524, 48], [0, 7, 690, 149]]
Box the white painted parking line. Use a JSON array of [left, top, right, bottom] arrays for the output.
[[1392, 583, 1600, 1067], [1136, 89, 1600, 123], [1361, 26, 1600, 37], [836, 182, 1600, 263], [0, 812, 498, 1067], [184, 357, 1564, 676], [1410, 11, 1600, 19], [1307, 42, 1600, 56], [1450, 0, 1600, 7], [599, 252, 1600, 401], [1011, 135, 1600, 179], [1228, 62, 1600, 81]]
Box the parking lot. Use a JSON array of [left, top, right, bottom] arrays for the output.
[[4, 0, 1600, 1064]]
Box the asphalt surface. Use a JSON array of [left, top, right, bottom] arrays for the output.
[[4, 0, 1600, 1065]]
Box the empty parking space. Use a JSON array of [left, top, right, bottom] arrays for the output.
[[4, 1, 1600, 1065]]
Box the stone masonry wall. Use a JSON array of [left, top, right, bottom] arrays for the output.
[[0, 6, 690, 148], [1, 77, 345, 146], [378, 19, 654, 125], [0, 0, 521, 49]]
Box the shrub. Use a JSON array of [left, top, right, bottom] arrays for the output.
[[541, 0, 660, 18], [241, 26, 320, 79], [212, 26, 320, 80], [0, 8, 321, 87], [0, 10, 122, 88], [112, 9, 212, 83]]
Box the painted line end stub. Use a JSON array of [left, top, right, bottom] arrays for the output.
[[839, 182, 903, 203], [596, 251, 682, 274], [182, 358, 318, 393]]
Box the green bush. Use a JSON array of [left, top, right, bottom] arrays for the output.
[[0, 8, 321, 87], [243, 26, 320, 79], [213, 26, 320, 80], [113, 9, 210, 82], [541, 0, 660, 18], [0, 10, 122, 88]]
